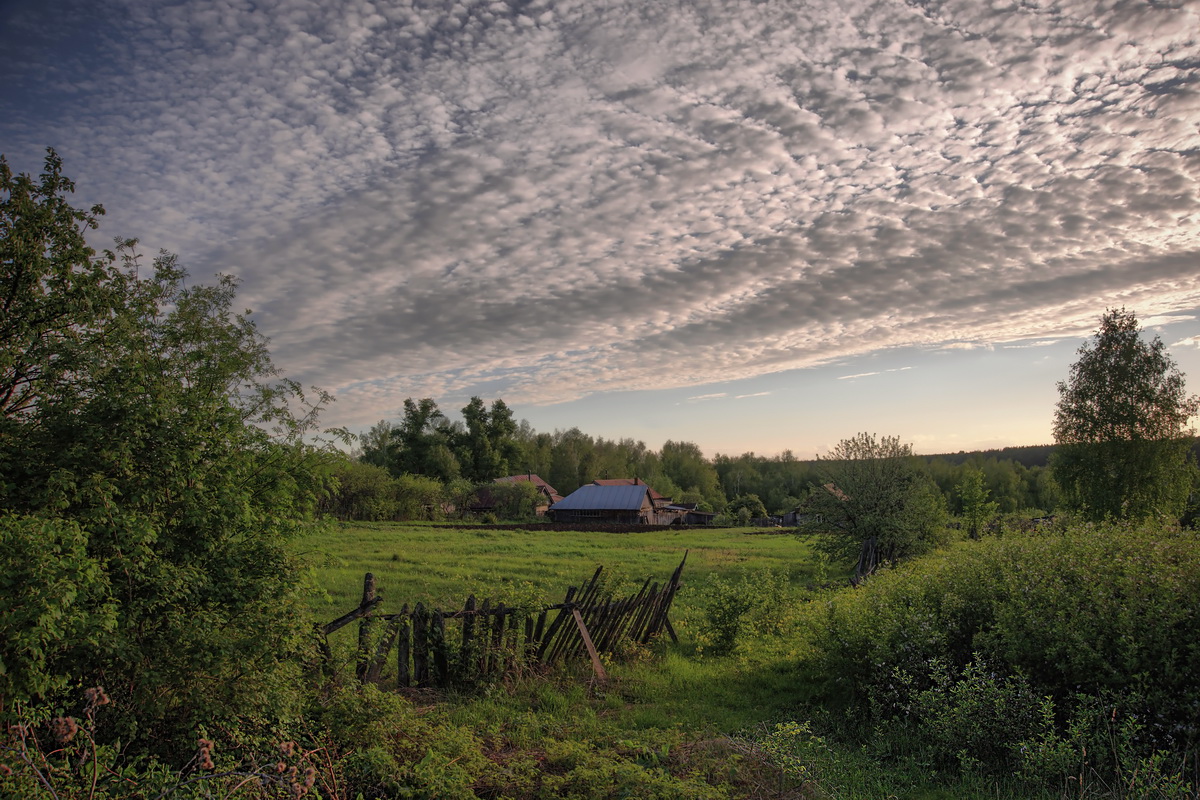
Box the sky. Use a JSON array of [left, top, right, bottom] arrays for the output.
[[3, 0, 1199, 459]]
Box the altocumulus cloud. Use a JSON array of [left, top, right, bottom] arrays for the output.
[[2, 0, 1199, 428]]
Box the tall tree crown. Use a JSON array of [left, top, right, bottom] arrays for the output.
[[1051, 308, 1199, 522], [1053, 308, 1198, 444]]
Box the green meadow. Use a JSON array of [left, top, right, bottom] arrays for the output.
[[288, 520, 1200, 800], [295, 522, 832, 623], [293, 524, 974, 798]]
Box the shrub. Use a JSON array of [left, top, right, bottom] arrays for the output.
[[694, 568, 789, 655], [797, 521, 1200, 786]]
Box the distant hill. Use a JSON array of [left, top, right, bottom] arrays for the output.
[[919, 445, 1058, 468], [920, 440, 1200, 469]]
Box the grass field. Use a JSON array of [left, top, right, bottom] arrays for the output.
[[291, 522, 1065, 799], [294, 521, 841, 630]]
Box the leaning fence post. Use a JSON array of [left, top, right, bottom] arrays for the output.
[[431, 610, 449, 686], [413, 602, 430, 687], [571, 607, 608, 683], [460, 595, 477, 682], [396, 604, 411, 688], [356, 573, 377, 682]]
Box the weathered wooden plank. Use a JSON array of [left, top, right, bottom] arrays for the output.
[[322, 595, 382, 636], [533, 609, 548, 648], [459, 595, 477, 682], [396, 604, 411, 688], [356, 573, 378, 682], [477, 598, 492, 675], [571, 607, 608, 683], [661, 615, 679, 644], [607, 579, 651, 649], [575, 567, 604, 611], [536, 586, 576, 662], [629, 582, 659, 643], [367, 614, 402, 684], [432, 610, 449, 686], [490, 603, 507, 674], [413, 602, 429, 687]]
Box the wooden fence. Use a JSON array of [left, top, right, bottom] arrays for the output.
[[321, 554, 687, 688]]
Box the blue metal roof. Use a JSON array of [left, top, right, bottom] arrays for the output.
[[549, 484, 649, 511]]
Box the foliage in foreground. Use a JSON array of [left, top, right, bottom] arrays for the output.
[[796, 520, 1200, 794], [2, 678, 802, 800], [1, 151, 336, 756]]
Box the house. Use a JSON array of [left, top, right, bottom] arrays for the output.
[[548, 478, 699, 525], [547, 483, 656, 524], [472, 474, 563, 516], [493, 473, 563, 513]]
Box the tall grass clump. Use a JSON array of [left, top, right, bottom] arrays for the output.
[[794, 520, 1200, 795]]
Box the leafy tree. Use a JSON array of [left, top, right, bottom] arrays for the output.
[[393, 473, 447, 520], [460, 396, 497, 481], [0, 152, 336, 754], [486, 479, 542, 520], [956, 467, 999, 539], [727, 493, 768, 520], [486, 398, 520, 469], [803, 433, 947, 583], [660, 440, 724, 507], [359, 418, 396, 471], [1, 149, 116, 421], [547, 427, 593, 492], [394, 397, 461, 480], [457, 396, 522, 481], [1052, 309, 1200, 522]]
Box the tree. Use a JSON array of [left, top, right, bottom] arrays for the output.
[[803, 433, 947, 583], [660, 440, 724, 507], [460, 396, 496, 481], [1052, 309, 1200, 522], [457, 396, 521, 481], [359, 418, 396, 471], [1, 149, 115, 420], [1, 152, 337, 755], [727, 493, 768, 520], [956, 467, 999, 539], [394, 397, 461, 480]]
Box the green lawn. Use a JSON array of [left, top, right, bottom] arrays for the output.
[[295, 521, 834, 628], [292, 521, 1051, 799]]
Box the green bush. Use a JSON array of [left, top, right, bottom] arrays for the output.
[[323, 459, 401, 520], [694, 568, 789, 655], [798, 521, 1200, 786]]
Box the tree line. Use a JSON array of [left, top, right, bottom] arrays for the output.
[[341, 405, 1064, 522]]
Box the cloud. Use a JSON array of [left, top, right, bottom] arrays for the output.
[[735, 392, 772, 399], [686, 393, 728, 403], [1171, 336, 1200, 350], [838, 367, 913, 381], [1002, 340, 1059, 349], [1143, 315, 1196, 328], [2, 0, 1199, 429], [939, 342, 994, 352]]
